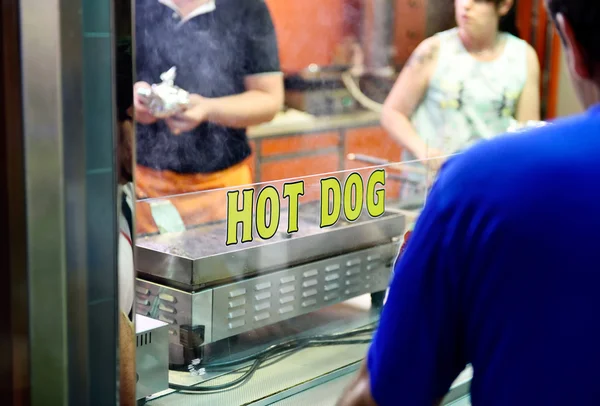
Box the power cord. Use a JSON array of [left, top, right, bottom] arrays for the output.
[[169, 323, 376, 393], [202, 323, 375, 369], [341, 71, 383, 113]]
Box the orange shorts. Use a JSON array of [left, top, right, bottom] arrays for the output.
[[135, 161, 253, 235]]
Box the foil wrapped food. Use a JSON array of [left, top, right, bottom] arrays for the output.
[[137, 67, 190, 118]]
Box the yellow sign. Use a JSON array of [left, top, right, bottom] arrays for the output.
[[226, 169, 386, 245]]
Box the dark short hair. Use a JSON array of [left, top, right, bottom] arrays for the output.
[[116, 38, 133, 122], [547, 0, 600, 62], [498, 1, 519, 38], [477, 0, 520, 38]]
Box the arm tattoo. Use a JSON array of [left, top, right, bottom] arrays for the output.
[[406, 42, 439, 68]]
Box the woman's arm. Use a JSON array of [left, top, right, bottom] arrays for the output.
[[381, 36, 442, 162], [516, 44, 541, 122]]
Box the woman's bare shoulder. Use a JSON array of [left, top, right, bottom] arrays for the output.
[[404, 35, 441, 70]]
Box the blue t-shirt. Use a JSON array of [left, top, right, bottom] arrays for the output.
[[368, 104, 600, 405]]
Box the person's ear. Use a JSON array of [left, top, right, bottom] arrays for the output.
[[556, 13, 592, 80], [497, 0, 513, 17]]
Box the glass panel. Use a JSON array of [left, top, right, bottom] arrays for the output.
[[130, 0, 541, 403], [132, 159, 440, 403]]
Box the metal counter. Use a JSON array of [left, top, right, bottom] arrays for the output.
[[248, 111, 380, 139], [141, 297, 472, 406], [143, 298, 377, 405], [270, 369, 471, 406]]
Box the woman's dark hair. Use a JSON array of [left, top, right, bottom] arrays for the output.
[[547, 0, 600, 63], [116, 38, 133, 122], [497, 0, 520, 38]]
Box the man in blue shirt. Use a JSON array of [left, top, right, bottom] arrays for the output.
[[338, 1, 600, 404]]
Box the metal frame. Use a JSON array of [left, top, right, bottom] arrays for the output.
[[249, 362, 361, 406], [19, 0, 91, 403], [248, 360, 472, 406], [136, 315, 170, 401]]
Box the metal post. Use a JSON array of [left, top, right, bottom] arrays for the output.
[[19, 0, 90, 403]]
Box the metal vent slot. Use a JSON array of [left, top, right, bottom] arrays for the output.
[[228, 309, 246, 319], [367, 254, 381, 261], [280, 285, 295, 294], [324, 283, 339, 292], [303, 269, 318, 278], [325, 273, 339, 282], [280, 275, 295, 284], [137, 332, 152, 348], [255, 302, 271, 311], [346, 258, 361, 267], [302, 289, 317, 298], [255, 292, 271, 301], [346, 267, 361, 276], [367, 263, 382, 271], [229, 297, 246, 308]]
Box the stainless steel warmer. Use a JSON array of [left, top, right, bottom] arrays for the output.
[[136, 315, 170, 402], [135, 203, 404, 365]]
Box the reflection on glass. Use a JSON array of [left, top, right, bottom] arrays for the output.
[[132, 162, 432, 403], [128, 0, 516, 404], [133, 0, 284, 236], [114, 2, 136, 403], [380, 0, 541, 180]]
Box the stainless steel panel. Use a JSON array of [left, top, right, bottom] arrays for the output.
[[137, 243, 394, 364], [136, 315, 170, 400], [192, 292, 213, 344], [210, 244, 394, 342], [137, 207, 405, 289], [136, 280, 212, 366], [136, 281, 193, 331], [20, 0, 89, 404]]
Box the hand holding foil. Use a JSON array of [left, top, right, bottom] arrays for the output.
[[164, 94, 210, 135], [135, 67, 190, 119]]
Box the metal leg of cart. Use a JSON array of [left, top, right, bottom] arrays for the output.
[[370, 290, 386, 309]]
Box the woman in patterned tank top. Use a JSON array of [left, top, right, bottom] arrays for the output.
[[382, 0, 541, 176]]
